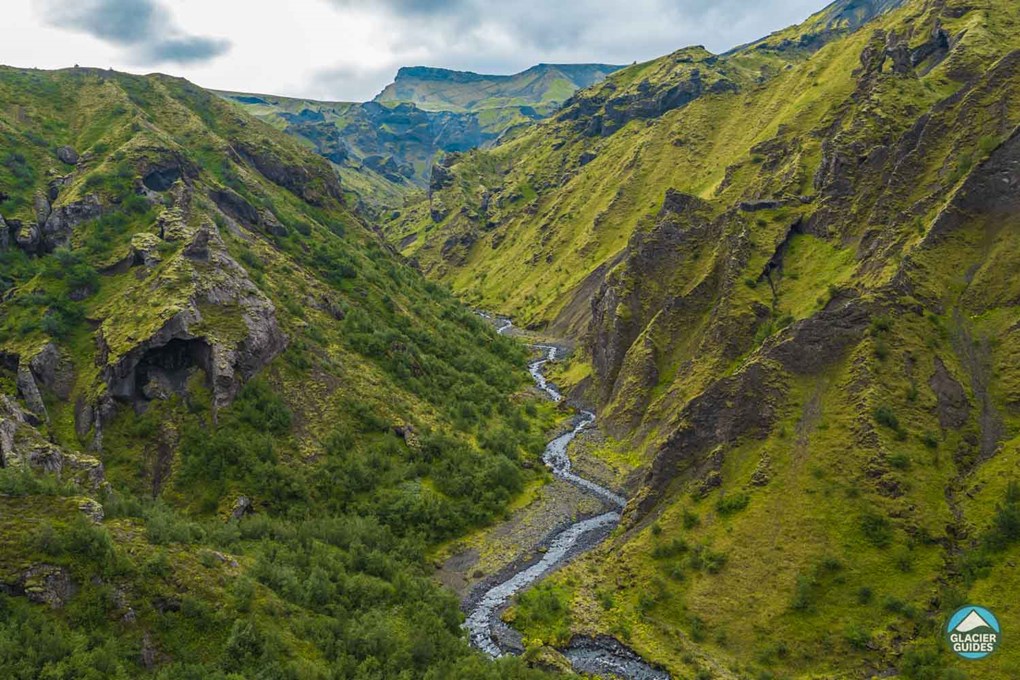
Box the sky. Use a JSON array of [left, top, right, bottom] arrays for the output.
[[4, 0, 829, 102]]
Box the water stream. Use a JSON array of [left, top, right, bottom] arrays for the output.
[[463, 317, 670, 679]]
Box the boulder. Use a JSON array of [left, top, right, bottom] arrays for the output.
[[40, 194, 102, 252], [55, 146, 79, 165], [14, 220, 40, 253], [34, 192, 51, 226], [28, 342, 74, 400]]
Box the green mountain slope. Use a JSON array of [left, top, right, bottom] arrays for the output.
[[392, 0, 1020, 677], [0, 66, 557, 679]]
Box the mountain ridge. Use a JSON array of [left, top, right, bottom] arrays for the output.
[[387, 0, 1020, 675]]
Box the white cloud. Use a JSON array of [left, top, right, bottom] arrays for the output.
[[3, 0, 830, 101]]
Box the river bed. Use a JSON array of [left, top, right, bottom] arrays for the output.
[[463, 317, 670, 679]]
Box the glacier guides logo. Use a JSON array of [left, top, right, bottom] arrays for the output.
[[946, 605, 1000, 659]]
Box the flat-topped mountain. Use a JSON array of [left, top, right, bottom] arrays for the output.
[[375, 63, 623, 113]]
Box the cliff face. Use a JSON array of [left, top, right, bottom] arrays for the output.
[[392, 0, 1020, 676]]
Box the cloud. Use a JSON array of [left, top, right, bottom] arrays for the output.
[[308, 0, 824, 99], [139, 36, 231, 65], [311, 63, 400, 101], [38, 0, 230, 66]]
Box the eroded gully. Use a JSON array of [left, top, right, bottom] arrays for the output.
[[464, 318, 670, 679]]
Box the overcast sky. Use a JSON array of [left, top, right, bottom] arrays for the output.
[[5, 0, 828, 102]]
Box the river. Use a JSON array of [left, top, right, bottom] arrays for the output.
[[463, 318, 670, 679]]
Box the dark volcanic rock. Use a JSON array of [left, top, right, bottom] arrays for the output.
[[210, 188, 260, 227], [235, 142, 342, 207], [929, 356, 971, 429], [636, 362, 786, 515], [37, 194, 103, 253], [429, 163, 455, 195], [56, 146, 79, 165], [764, 294, 872, 374], [142, 166, 182, 192]]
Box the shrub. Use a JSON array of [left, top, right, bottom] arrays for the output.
[[889, 451, 911, 470], [716, 492, 750, 515], [682, 508, 700, 529], [873, 405, 900, 431], [845, 625, 871, 650], [860, 513, 893, 548]]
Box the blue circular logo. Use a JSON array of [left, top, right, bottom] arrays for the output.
[[946, 605, 1000, 659]]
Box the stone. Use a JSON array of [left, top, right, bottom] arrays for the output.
[[78, 498, 105, 523], [22, 565, 76, 608], [230, 495, 254, 521], [34, 192, 51, 226], [17, 364, 48, 423], [55, 146, 78, 165]]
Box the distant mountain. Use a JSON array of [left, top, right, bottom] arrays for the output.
[[218, 64, 622, 212], [374, 63, 623, 113]]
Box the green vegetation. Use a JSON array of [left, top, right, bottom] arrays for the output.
[[385, 0, 1020, 677], [0, 66, 553, 679]]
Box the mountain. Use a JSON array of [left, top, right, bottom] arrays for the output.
[[218, 64, 622, 213], [375, 64, 623, 113], [0, 65, 556, 679], [391, 0, 1020, 676]]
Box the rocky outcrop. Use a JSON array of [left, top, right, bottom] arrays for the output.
[[84, 224, 287, 446], [636, 362, 786, 516], [234, 142, 343, 207], [131, 232, 164, 268], [15, 565, 76, 609], [589, 190, 715, 405], [16, 365, 48, 423], [0, 396, 104, 488], [29, 343, 74, 400], [230, 495, 254, 521], [924, 126, 1020, 247], [929, 356, 970, 429], [560, 68, 724, 138], [429, 162, 455, 196], [56, 146, 79, 165], [30, 193, 103, 253], [763, 294, 873, 374]]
